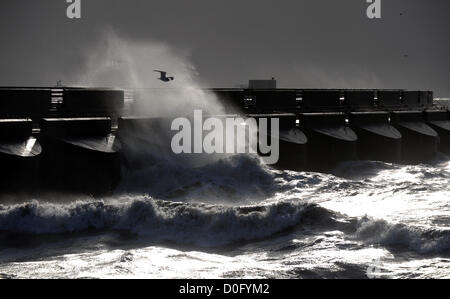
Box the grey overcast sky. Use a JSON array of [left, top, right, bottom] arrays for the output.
[[0, 0, 449, 95]]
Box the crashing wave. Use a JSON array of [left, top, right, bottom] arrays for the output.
[[0, 198, 322, 247]]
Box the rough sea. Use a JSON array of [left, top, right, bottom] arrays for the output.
[[0, 150, 449, 279]]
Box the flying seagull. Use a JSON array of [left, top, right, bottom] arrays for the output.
[[154, 70, 175, 82]]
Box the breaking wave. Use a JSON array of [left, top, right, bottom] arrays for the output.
[[1, 196, 449, 254], [116, 154, 279, 204], [354, 217, 450, 255], [0, 198, 318, 247]]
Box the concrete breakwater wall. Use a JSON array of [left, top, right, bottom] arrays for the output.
[[0, 87, 449, 196]]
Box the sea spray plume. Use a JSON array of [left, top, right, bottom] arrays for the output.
[[70, 32, 269, 198], [75, 31, 225, 117]]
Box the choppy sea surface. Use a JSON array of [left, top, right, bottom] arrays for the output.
[[0, 154, 449, 279]]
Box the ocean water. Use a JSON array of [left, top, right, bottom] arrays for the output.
[[0, 154, 449, 279]]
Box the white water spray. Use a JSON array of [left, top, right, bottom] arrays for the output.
[[75, 31, 226, 118]]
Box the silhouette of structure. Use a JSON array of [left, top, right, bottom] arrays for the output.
[[0, 82, 449, 196]]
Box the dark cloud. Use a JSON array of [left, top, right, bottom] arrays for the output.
[[0, 0, 449, 95]]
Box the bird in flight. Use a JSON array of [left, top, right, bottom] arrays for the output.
[[154, 70, 175, 82]]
